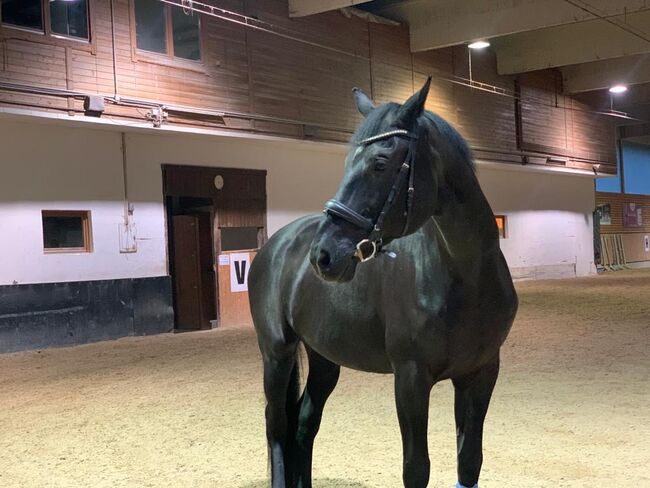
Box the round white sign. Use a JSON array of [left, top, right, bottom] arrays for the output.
[[214, 175, 224, 190]]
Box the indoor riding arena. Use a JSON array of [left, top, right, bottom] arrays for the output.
[[1, 1, 649, 488]]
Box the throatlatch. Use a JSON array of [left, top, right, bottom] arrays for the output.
[[323, 128, 419, 262]]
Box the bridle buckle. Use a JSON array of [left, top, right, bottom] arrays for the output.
[[355, 239, 377, 262]]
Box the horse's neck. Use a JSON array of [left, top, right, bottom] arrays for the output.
[[431, 171, 499, 265]]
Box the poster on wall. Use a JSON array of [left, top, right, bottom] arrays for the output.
[[597, 204, 611, 225], [623, 202, 643, 227], [229, 252, 250, 293]]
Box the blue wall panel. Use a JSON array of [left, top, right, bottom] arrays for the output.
[[622, 141, 650, 196], [596, 144, 622, 193]]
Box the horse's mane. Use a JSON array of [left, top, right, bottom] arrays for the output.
[[422, 111, 476, 173], [351, 102, 476, 173]]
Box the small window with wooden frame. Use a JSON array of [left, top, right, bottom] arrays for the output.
[[130, 0, 202, 67], [495, 215, 507, 239], [42, 210, 93, 253], [0, 0, 94, 52]]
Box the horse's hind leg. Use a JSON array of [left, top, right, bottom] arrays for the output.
[[294, 348, 340, 488], [260, 326, 300, 488], [452, 356, 500, 488]]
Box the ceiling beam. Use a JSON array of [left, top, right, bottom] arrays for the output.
[[373, 0, 650, 52], [620, 123, 650, 139], [288, 0, 371, 17], [562, 54, 650, 93], [494, 10, 650, 75]]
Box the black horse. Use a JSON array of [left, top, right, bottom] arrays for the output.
[[249, 78, 518, 488]]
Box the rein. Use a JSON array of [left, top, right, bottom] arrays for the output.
[[323, 128, 419, 262]]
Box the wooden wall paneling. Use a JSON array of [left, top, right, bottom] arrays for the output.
[[217, 198, 266, 228], [0, 90, 71, 112], [596, 192, 650, 234], [0, 39, 68, 88], [368, 22, 413, 105], [217, 250, 257, 328], [0, 0, 617, 173], [164, 165, 266, 201], [248, 28, 367, 131], [0, 39, 6, 71], [451, 47, 518, 154], [454, 84, 518, 153], [246, 0, 371, 131], [516, 71, 616, 167], [413, 48, 456, 124], [518, 71, 569, 154], [254, 0, 370, 57], [369, 22, 411, 71], [570, 93, 617, 165], [371, 60, 415, 107]]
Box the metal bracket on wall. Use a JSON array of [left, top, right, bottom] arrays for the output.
[[146, 106, 168, 127]]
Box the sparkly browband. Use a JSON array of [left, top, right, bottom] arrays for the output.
[[358, 129, 415, 146]]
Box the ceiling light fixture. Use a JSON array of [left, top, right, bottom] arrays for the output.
[[609, 84, 628, 94], [468, 40, 490, 50]]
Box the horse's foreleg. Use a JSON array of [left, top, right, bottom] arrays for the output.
[[262, 337, 300, 488], [394, 362, 434, 488], [294, 349, 340, 488], [452, 356, 500, 488]]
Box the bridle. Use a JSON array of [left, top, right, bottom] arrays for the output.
[[323, 127, 419, 262]]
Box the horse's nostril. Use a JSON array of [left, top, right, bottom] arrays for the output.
[[318, 249, 331, 269]]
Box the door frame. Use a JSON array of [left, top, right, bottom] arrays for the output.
[[162, 164, 267, 329]]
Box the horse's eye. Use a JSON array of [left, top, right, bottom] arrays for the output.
[[374, 158, 388, 171]]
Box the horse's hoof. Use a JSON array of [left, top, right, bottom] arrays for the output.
[[456, 483, 478, 488]]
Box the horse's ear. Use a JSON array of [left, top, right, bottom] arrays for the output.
[[395, 76, 431, 128], [352, 87, 375, 117]]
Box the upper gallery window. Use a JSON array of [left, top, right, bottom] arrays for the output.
[[134, 0, 200, 61], [50, 0, 89, 39], [0, 0, 89, 40]]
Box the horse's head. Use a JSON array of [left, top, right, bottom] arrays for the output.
[[310, 78, 438, 282]]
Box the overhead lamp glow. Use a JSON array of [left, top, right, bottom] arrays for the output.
[[609, 85, 628, 94], [468, 40, 490, 50]]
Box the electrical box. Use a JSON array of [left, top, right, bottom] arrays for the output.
[[119, 222, 137, 253]]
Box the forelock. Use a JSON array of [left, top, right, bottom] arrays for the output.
[[351, 103, 400, 145]]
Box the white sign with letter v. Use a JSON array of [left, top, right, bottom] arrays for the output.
[[229, 252, 250, 293]]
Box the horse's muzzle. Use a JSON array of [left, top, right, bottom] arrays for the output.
[[309, 240, 357, 282]]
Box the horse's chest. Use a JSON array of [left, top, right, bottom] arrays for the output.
[[290, 287, 393, 373]]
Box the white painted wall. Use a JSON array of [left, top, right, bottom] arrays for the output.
[[0, 121, 166, 285], [477, 164, 596, 279], [0, 115, 596, 285], [0, 116, 346, 285]]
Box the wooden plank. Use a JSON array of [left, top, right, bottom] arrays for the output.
[[620, 233, 650, 263], [164, 165, 266, 201], [217, 250, 256, 328]]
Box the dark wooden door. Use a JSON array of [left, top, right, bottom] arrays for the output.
[[172, 213, 216, 330], [172, 215, 203, 330]]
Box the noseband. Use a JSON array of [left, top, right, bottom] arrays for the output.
[[323, 128, 418, 262]]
